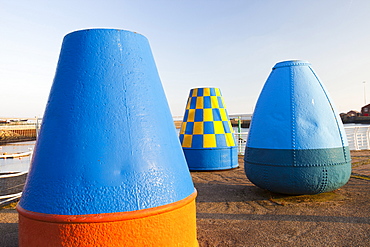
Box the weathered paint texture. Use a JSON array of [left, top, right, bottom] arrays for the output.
[[180, 87, 238, 170], [17, 29, 197, 246], [18, 192, 198, 247], [244, 60, 351, 195]]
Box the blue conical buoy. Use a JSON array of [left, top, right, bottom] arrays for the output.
[[179, 87, 238, 171], [17, 29, 198, 246], [244, 60, 351, 195]]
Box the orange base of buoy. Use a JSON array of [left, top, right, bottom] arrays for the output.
[[17, 192, 198, 247]]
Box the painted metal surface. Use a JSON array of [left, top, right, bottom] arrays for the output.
[[18, 191, 198, 247], [17, 28, 198, 246], [244, 60, 351, 195], [180, 87, 238, 170], [19, 29, 195, 215]]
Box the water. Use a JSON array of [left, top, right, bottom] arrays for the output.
[[1, 123, 368, 173], [0, 141, 35, 173]]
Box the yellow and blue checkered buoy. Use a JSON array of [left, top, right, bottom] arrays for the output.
[[179, 87, 238, 170]]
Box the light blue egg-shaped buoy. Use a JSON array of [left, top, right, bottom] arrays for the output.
[[244, 60, 351, 195]]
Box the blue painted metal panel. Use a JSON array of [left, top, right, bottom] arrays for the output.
[[245, 60, 351, 194], [19, 29, 195, 215], [184, 148, 238, 171]]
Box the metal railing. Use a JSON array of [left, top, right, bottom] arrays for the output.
[[0, 171, 27, 205], [234, 132, 248, 155], [344, 125, 370, 150], [233, 125, 370, 154]]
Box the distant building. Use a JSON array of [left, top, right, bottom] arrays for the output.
[[361, 104, 370, 116], [347, 110, 361, 117]]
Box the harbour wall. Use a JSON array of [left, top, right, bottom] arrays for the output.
[[0, 125, 37, 144]]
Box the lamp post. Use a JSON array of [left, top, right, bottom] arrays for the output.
[[363, 81, 367, 105]]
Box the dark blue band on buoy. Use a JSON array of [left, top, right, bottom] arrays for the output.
[[245, 146, 351, 167], [245, 162, 351, 195], [183, 147, 238, 171]]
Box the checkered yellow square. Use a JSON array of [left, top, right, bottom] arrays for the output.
[[191, 88, 198, 97], [203, 108, 213, 121], [195, 97, 203, 109], [182, 135, 193, 148], [203, 134, 216, 148], [187, 109, 195, 122], [225, 133, 236, 146], [193, 122, 203, 135], [203, 88, 211, 96], [210, 96, 219, 108], [213, 121, 225, 134], [180, 122, 186, 135], [219, 108, 228, 121]]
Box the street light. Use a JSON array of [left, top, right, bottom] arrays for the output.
[[363, 81, 367, 105]]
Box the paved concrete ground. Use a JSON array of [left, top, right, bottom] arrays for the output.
[[0, 206, 18, 247], [1, 150, 369, 247], [194, 152, 370, 246]]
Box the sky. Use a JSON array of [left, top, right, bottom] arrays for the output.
[[1, 0, 369, 118]]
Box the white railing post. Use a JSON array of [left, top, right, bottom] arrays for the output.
[[234, 131, 248, 155], [354, 127, 359, 150], [343, 125, 370, 151], [366, 126, 370, 150]]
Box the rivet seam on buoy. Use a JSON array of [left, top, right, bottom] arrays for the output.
[[244, 160, 351, 167], [290, 67, 297, 166], [309, 67, 350, 163]]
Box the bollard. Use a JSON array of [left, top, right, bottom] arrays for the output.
[[244, 60, 351, 195], [17, 29, 198, 246], [179, 87, 238, 170]]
